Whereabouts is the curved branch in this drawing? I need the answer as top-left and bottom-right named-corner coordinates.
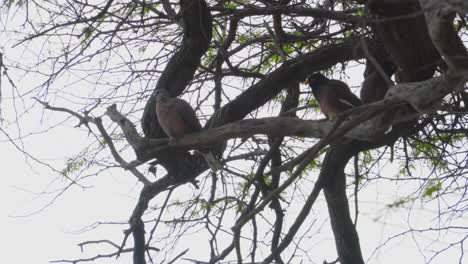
top-left (321, 142), bottom-right (366, 264)
top-left (208, 38), bottom-right (377, 126)
top-left (133, 0), bottom-right (213, 262)
top-left (107, 72), bottom-right (464, 162)
top-left (141, 0), bottom-right (212, 138)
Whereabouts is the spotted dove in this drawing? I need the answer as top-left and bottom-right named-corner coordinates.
top-left (155, 89), bottom-right (220, 171)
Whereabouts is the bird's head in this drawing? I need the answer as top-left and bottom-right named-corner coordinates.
top-left (155, 89), bottom-right (171, 102)
top-left (303, 73), bottom-right (328, 89)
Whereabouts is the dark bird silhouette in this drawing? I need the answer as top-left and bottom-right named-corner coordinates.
top-left (155, 89), bottom-right (220, 171)
top-left (360, 61), bottom-right (396, 104)
top-left (304, 73), bottom-right (361, 120)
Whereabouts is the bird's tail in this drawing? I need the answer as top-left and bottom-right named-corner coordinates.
top-left (201, 151), bottom-right (221, 172)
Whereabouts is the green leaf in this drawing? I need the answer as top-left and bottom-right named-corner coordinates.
top-left (263, 175), bottom-right (272, 186)
top-left (61, 158), bottom-right (85, 176)
top-left (387, 197), bottom-right (414, 208)
top-left (226, 2), bottom-right (237, 10)
top-left (356, 8), bottom-right (365, 17)
top-left (423, 179), bottom-right (442, 198)
top-left (81, 26), bottom-right (95, 43)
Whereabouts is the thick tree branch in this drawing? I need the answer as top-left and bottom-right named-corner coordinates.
top-left (141, 0), bottom-right (212, 138)
top-left (322, 142), bottom-right (366, 264)
top-left (419, 0), bottom-right (468, 70)
top-left (132, 219), bottom-right (146, 264)
top-left (303, 3), bottom-right (467, 261)
top-left (135, 0), bottom-right (213, 262)
top-left (95, 117), bottom-right (151, 186)
top-left (369, 0), bottom-right (441, 82)
top-left (105, 73), bottom-right (463, 167)
top-left (208, 38), bottom-right (377, 127)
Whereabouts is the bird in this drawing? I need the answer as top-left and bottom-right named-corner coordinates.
top-left (155, 89), bottom-right (220, 171)
top-left (360, 71), bottom-right (392, 104)
top-left (303, 73), bottom-right (361, 120)
top-left (360, 61), bottom-right (395, 104)
top-left (360, 62), bottom-right (397, 133)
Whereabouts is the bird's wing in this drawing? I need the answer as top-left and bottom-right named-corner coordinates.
top-left (330, 80), bottom-right (362, 107)
top-left (172, 98), bottom-right (203, 132)
top-left (311, 86), bottom-right (321, 102)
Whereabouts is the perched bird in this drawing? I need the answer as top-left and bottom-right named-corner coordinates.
top-left (360, 61), bottom-right (395, 104)
top-left (155, 89), bottom-right (220, 171)
top-left (304, 73), bottom-right (361, 120)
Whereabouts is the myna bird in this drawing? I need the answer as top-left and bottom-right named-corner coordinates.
top-left (360, 61), bottom-right (396, 104)
top-left (155, 89), bottom-right (220, 171)
top-left (304, 73), bottom-right (361, 120)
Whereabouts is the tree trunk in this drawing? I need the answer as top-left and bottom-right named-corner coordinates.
top-left (321, 141), bottom-right (364, 264)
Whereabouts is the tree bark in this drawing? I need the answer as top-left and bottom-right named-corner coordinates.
top-left (368, 0), bottom-right (441, 82)
top-left (321, 141), bottom-right (365, 264)
top-left (133, 219), bottom-right (146, 264)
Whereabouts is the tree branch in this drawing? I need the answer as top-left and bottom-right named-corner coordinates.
top-left (419, 0), bottom-right (468, 71)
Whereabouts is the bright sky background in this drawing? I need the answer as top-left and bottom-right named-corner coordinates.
top-left (0, 4), bottom-right (465, 264)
